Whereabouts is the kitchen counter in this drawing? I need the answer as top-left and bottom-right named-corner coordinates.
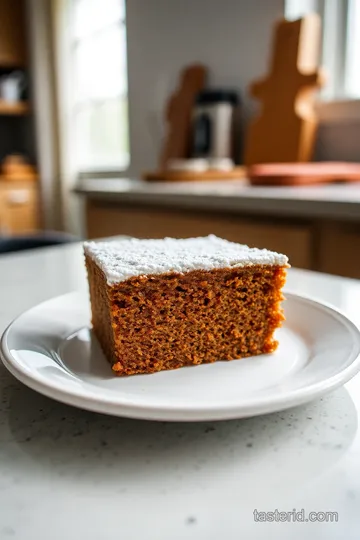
top-left (75, 179), bottom-right (360, 278)
top-left (76, 178), bottom-right (360, 221)
top-left (0, 242), bottom-right (360, 539)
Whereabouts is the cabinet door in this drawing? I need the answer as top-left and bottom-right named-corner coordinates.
top-left (318, 222), bottom-right (360, 279)
top-left (1, 185), bottom-right (38, 234)
top-left (0, 187), bottom-right (7, 233)
top-left (0, 0), bottom-right (27, 67)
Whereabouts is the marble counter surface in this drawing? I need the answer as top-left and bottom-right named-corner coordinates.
top-left (1, 243), bottom-right (360, 539)
top-left (76, 178), bottom-right (360, 221)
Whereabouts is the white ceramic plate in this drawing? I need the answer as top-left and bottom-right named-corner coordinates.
top-left (1, 291), bottom-right (360, 421)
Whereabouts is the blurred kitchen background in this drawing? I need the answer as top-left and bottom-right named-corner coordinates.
top-left (2, 0), bottom-right (360, 278)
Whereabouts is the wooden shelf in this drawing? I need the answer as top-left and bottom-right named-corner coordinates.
top-left (0, 174), bottom-right (38, 183)
top-left (0, 0), bottom-right (27, 68)
top-left (0, 100), bottom-right (29, 115)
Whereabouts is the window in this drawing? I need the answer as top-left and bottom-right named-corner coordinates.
top-left (285, 0), bottom-right (360, 100)
top-left (345, 0), bottom-right (360, 98)
top-left (71, 0), bottom-right (129, 172)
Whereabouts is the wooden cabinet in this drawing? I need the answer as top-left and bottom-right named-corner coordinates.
top-left (317, 222), bottom-right (360, 279)
top-left (0, 0), bottom-right (27, 67)
top-left (0, 1), bottom-right (36, 236)
top-left (0, 182), bottom-right (38, 235)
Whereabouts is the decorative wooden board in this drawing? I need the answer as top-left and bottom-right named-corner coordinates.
top-left (248, 162), bottom-right (360, 186)
top-left (159, 64), bottom-right (207, 169)
top-left (244, 14), bottom-right (324, 165)
top-left (143, 167), bottom-right (246, 182)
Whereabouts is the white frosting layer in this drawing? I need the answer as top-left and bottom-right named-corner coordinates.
top-left (84, 235), bottom-right (288, 284)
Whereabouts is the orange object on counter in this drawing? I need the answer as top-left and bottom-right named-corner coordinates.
top-left (248, 162), bottom-right (360, 186)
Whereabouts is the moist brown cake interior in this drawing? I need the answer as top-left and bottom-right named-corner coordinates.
top-left (86, 254), bottom-right (287, 376)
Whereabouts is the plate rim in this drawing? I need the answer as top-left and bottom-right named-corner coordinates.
top-left (1, 290), bottom-right (360, 421)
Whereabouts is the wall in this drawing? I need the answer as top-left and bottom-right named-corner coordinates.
top-left (315, 121), bottom-right (360, 162)
top-left (125, 0), bottom-right (285, 175)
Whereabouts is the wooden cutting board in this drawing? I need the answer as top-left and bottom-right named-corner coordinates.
top-left (244, 14), bottom-right (324, 165)
top-left (143, 167), bottom-right (246, 182)
top-left (248, 162), bottom-right (360, 186)
top-left (159, 64), bottom-right (207, 169)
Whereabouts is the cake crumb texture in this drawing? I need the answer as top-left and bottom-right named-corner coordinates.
top-left (85, 240), bottom-right (287, 376)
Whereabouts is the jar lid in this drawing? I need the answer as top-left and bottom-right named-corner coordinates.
top-left (195, 89), bottom-right (239, 106)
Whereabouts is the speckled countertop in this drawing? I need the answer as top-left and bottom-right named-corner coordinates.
top-left (75, 178), bottom-right (360, 221)
top-left (1, 243), bottom-right (360, 539)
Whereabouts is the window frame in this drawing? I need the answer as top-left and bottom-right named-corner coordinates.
top-left (286, 0), bottom-right (360, 123)
top-left (56, 0), bottom-right (131, 178)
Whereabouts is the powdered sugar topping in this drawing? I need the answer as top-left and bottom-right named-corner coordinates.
top-left (84, 235), bottom-right (288, 284)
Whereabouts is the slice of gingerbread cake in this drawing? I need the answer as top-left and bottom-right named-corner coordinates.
top-left (84, 235), bottom-right (288, 376)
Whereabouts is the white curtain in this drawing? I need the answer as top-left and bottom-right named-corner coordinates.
top-left (26, 0), bottom-right (83, 236)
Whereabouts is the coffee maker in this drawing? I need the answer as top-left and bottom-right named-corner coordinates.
top-left (192, 90), bottom-right (239, 167)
